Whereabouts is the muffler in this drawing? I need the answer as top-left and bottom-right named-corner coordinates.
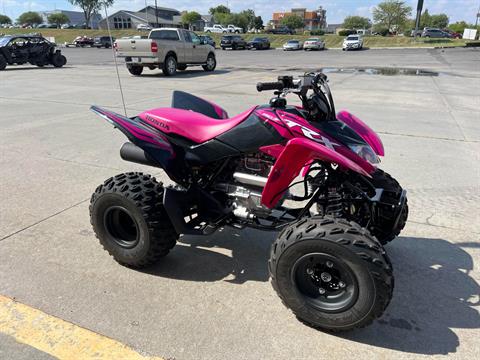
top-left (233, 172), bottom-right (268, 188)
top-left (120, 142), bottom-right (156, 167)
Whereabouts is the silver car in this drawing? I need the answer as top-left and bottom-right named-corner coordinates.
top-left (283, 40), bottom-right (302, 51)
top-left (342, 35), bottom-right (363, 51)
top-left (303, 38), bottom-right (325, 51)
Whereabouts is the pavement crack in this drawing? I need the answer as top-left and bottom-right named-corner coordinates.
top-left (0, 199), bottom-right (89, 242)
top-left (377, 131), bottom-right (478, 143)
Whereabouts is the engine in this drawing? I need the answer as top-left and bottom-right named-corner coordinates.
top-left (214, 154), bottom-right (278, 220)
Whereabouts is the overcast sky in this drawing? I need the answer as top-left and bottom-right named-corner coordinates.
top-left (2, 0), bottom-right (479, 24)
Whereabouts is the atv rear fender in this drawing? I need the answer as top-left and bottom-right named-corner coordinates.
top-left (261, 138), bottom-right (371, 208)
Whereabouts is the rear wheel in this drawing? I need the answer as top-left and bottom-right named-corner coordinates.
top-left (90, 172), bottom-right (178, 268)
top-left (269, 217), bottom-right (393, 332)
top-left (202, 54), bottom-right (216, 72)
top-left (51, 54), bottom-right (67, 67)
top-left (127, 65), bottom-right (143, 76)
top-left (0, 55), bottom-right (6, 70)
top-left (162, 55), bottom-right (177, 76)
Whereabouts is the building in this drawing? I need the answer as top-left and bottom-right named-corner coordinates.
top-left (174, 14), bottom-right (214, 31)
top-left (98, 6), bottom-right (181, 30)
top-left (272, 6), bottom-right (327, 31)
top-left (39, 10), bottom-right (102, 29)
top-left (326, 23), bottom-right (342, 34)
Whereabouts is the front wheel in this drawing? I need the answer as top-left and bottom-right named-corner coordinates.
top-left (51, 54), bottom-right (67, 67)
top-left (89, 172), bottom-right (178, 268)
top-left (202, 54), bottom-right (216, 72)
top-left (269, 217), bottom-right (393, 332)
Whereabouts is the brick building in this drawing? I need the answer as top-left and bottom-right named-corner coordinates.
top-left (272, 6), bottom-right (327, 30)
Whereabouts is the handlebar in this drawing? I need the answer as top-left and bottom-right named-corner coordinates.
top-left (256, 81), bottom-right (285, 92)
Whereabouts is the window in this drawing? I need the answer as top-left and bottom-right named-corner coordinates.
top-left (113, 16), bottom-right (132, 29)
top-left (189, 32), bottom-right (200, 45)
top-left (150, 30), bottom-right (180, 41)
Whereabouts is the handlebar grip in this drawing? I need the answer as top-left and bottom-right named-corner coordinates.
top-left (256, 81), bottom-right (284, 92)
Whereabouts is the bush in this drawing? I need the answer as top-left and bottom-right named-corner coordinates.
top-left (310, 29), bottom-right (325, 36)
top-left (338, 29), bottom-right (356, 36)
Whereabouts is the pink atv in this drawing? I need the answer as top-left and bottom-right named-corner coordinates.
top-left (90, 73), bottom-right (408, 331)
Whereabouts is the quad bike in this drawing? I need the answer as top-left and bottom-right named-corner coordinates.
top-left (89, 72), bottom-right (408, 331)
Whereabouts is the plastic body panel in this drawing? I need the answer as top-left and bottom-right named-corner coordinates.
top-left (171, 91), bottom-right (228, 119)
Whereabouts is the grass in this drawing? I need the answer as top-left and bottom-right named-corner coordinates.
top-left (0, 28), bottom-right (469, 48)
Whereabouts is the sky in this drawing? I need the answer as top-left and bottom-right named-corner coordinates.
top-left (2, 0), bottom-right (479, 24)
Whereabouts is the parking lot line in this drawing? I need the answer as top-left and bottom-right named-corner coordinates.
top-left (0, 295), bottom-right (163, 360)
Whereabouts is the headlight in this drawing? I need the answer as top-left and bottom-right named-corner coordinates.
top-left (349, 144), bottom-right (380, 164)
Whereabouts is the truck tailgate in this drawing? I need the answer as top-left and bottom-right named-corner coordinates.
top-left (115, 38), bottom-right (155, 58)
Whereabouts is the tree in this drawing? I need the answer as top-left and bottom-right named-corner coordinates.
top-left (68, 0), bottom-right (114, 29)
top-left (448, 21), bottom-right (468, 34)
top-left (430, 14), bottom-right (449, 29)
top-left (209, 5), bottom-right (230, 16)
top-left (0, 14), bottom-right (12, 24)
top-left (280, 14), bottom-right (304, 30)
top-left (253, 16), bottom-right (264, 30)
top-left (181, 11), bottom-right (201, 30)
top-left (343, 15), bottom-right (371, 29)
top-left (18, 11), bottom-right (42, 25)
top-left (47, 13), bottom-right (70, 28)
top-left (373, 0), bottom-right (412, 31)
top-left (420, 8), bottom-right (431, 28)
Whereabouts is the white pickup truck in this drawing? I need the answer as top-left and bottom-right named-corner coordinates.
top-left (204, 24), bottom-right (243, 33)
top-left (114, 28), bottom-right (216, 76)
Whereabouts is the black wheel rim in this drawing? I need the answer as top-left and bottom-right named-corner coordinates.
top-left (292, 253), bottom-right (358, 313)
top-left (103, 206), bottom-right (139, 248)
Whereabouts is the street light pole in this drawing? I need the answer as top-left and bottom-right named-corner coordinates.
top-left (475, 4), bottom-right (480, 27)
top-left (414, 0), bottom-right (424, 39)
top-left (155, 0), bottom-right (159, 27)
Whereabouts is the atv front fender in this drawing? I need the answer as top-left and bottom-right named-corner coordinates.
top-left (261, 138), bottom-right (371, 208)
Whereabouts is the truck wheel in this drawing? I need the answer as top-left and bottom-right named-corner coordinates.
top-left (202, 54), bottom-right (216, 72)
top-left (0, 55), bottom-right (6, 70)
top-left (177, 64), bottom-right (187, 71)
top-left (90, 172), bottom-right (178, 268)
top-left (127, 65), bottom-right (143, 76)
top-left (51, 54), bottom-right (67, 68)
top-left (162, 55), bottom-right (177, 76)
top-left (269, 216), bottom-right (393, 332)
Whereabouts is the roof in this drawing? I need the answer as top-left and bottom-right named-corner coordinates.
top-left (138, 5), bottom-right (180, 14)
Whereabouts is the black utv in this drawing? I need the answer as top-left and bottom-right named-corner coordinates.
top-left (0, 34), bottom-right (67, 70)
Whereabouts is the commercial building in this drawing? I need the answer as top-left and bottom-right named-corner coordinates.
top-left (98, 6), bottom-right (181, 30)
top-left (272, 6), bottom-right (327, 30)
top-left (40, 10), bottom-right (102, 29)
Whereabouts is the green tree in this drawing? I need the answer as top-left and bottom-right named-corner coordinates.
top-left (0, 14), bottom-right (12, 24)
top-left (209, 5), bottom-right (230, 15)
top-left (253, 16), bottom-right (264, 30)
top-left (448, 21), bottom-right (468, 34)
top-left (18, 11), bottom-right (43, 25)
top-left (47, 13), bottom-right (70, 28)
top-left (343, 15), bottom-right (371, 29)
top-left (373, 0), bottom-right (412, 31)
top-left (280, 14), bottom-right (304, 30)
top-left (420, 8), bottom-right (431, 28)
top-left (430, 14), bottom-right (449, 29)
top-left (68, 0), bottom-right (114, 29)
top-left (239, 9), bottom-right (255, 30)
top-left (181, 11), bottom-right (201, 30)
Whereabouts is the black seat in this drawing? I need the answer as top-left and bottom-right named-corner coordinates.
top-left (171, 91), bottom-right (228, 120)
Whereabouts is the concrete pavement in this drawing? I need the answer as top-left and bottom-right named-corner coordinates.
top-left (0, 47), bottom-right (479, 359)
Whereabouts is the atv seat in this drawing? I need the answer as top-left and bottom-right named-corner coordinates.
top-left (171, 91), bottom-right (229, 120)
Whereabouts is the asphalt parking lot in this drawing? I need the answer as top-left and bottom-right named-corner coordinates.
top-left (1, 47), bottom-right (479, 359)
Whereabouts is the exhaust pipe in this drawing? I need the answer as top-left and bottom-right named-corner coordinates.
top-left (120, 142), bottom-right (157, 167)
top-left (233, 172), bottom-right (268, 188)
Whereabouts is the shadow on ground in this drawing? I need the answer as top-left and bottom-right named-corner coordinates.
top-left (139, 69), bottom-right (231, 78)
top-left (3, 66), bottom-right (72, 71)
top-left (144, 229), bottom-right (479, 355)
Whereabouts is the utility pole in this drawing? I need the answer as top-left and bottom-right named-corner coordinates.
top-left (145, 0), bottom-right (148, 27)
top-left (155, 0), bottom-right (158, 27)
top-left (414, 0), bottom-right (424, 38)
top-left (475, 4), bottom-right (480, 27)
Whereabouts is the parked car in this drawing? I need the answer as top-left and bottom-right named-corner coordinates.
top-left (283, 40), bottom-right (302, 51)
top-left (137, 24), bottom-right (152, 31)
top-left (114, 28), bottom-right (216, 76)
top-left (266, 26), bottom-right (295, 35)
top-left (247, 37), bottom-right (270, 50)
top-left (342, 35), bottom-right (363, 50)
top-left (74, 36), bottom-right (94, 47)
top-left (204, 24), bottom-right (229, 33)
top-left (61, 24), bottom-right (75, 29)
top-left (227, 24), bottom-right (243, 33)
top-left (421, 28), bottom-right (451, 38)
top-left (220, 35), bottom-right (247, 50)
top-left (93, 36), bottom-right (115, 48)
top-left (442, 29), bottom-right (462, 39)
top-left (199, 35), bottom-right (215, 48)
top-left (303, 37), bottom-right (325, 51)
top-left (0, 34), bottom-right (67, 70)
